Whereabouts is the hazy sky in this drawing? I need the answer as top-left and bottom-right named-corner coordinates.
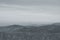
top-left (0, 0), bottom-right (60, 25)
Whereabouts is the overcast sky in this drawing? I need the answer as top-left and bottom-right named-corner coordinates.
top-left (0, 0), bottom-right (60, 25)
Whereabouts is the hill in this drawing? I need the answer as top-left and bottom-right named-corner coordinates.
top-left (0, 23), bottom-right (60, 40)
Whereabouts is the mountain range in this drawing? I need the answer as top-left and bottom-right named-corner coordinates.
top-left (0, 23), bottom-right (60, 40)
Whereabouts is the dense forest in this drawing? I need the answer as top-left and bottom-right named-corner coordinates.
top-left (0, 23), bottom-right (60, 40)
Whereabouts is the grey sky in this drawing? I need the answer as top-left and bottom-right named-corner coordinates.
top-left (0, 0), bottom-right (60, 25)
top-left (0, 0), bottom-right (60, 6)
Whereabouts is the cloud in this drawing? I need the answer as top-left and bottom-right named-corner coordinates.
top-left (0, 0), bottom-right (60, 25)
top-left (0, 4), bottom-right (60, 14)
top-left (0, 0), bottom-right (60, 6)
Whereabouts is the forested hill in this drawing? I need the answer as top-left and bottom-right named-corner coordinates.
top-left (0, 23), bottom-right (60, 40)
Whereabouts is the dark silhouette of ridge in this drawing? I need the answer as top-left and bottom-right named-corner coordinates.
top-left (0, 23), bottom-right (60, 40)
top-left (7, 24), bottom-right (24, 27)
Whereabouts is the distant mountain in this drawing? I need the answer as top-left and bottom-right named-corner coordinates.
top-left (41, 23), bottom-right (60, 33)
top-left (11, 23), bottom-right (60, 33)
top-left (0, 23), bottom-right (60, 40)
top-left (0, 23), bottom-right (60, 33)
top-left (0, 25), bottom-right (24, 32)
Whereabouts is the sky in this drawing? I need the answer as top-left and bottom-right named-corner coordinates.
top-left (0, 0), bottom-right (60, 26)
